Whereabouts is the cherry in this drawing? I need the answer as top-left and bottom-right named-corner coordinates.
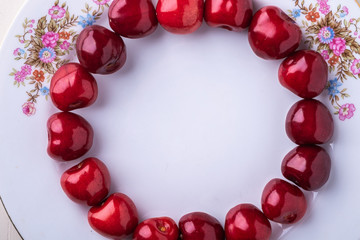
top-left (204, 0), bottom-right (253, 32)
top-left (109, 0), bottom-right (158, 38)
top-left (76, 25), bottom-right (127, 74)
top-left (248, 6), bottom-right (302, 59)
top-left (88, 193), bottom-right (139, 239)
top-left (47, 112), bottom-right (94, 161)
top-left (282, 145), bottom-right (331, 191)
top-left (133, 217), bottom-right (179, 240)
top-left (60, 157), bottom-right (111, 206)
top-left (179, 212), bottom-right (225, 240)
top-left (279, 50), bottom-right (328, 98)
top-left (286, 99), bottom-right (334, 145)
top-left (156, 0), bottom-right (203, 34)
top-left (225, 204), bottom-right (271, 240)
top-left (261, 178), bottom-right (307, 224)
top-left (50, 63), bottom-right (98, 111)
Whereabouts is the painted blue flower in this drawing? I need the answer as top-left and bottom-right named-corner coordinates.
top-left (327, 78), bottom-right (342, 97)
top-left (78, 14), bottom-right (96, 28)
top-left (40, 86), bottom-right (50, 96)
top-left (292, 9), bottom-right (301, 18)
top-left (318, 26), bottom-right (335, 44)
top-left (38, 47), bottom-right (56, 63)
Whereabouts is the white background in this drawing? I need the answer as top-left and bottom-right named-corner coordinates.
top-left (0, 0), bottom-right (25, 239)
top-left (0, 0), bottom-right (360, 240)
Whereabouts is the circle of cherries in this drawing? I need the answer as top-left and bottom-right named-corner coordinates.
top-left (47, 0), bottom-right (334, 239)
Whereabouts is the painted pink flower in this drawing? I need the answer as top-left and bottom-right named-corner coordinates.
top-left (60, 41), bottom-right (70, 50)
top-left (350, 59), bottom-right (360, 75)
top-left (339, 103), bottom-right (356, 121)
top-left (319, 2), bottom-right (330, 15)
top-left (14, 71), bottom-right (26, 83)
top-left (321, 50), bottom-right (330, 60)
top-left (48, 5), bottom-right (66, 19)
top-left (22, 102), bottom-right (36, 116)
top-left (21, 65), bottom-right (32, 75)
top-left (340, 6), bottom-right (349, 18)
top-left (13, 48), bottom-right (20, 56)
top-left (329, 38), bottom-right (346, 56)
top-left (41, 32), bottom-right (59, 48)
top-left (92, 0), bottom-right (111, 5)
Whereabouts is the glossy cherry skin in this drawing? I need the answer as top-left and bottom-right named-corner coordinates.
top-left (61, 157), bottom-right (111, 206)
top-left (76, 25), bottom-right (126, 74)
top-left (156, 0), bottom-right (203, 34)
top-left (225, 204), bottom-right (271, 240)
top-left (133, 217), bottom-right (179, 240)
top-left (279, 50), bottom-right (328, 98)
top-left (282, 145), bottom-right (331, 191)
top-left (179, 212), bottom-right (225, 240)
top-left (286, 99), bottom-right (334, 145)
top-left (248, 6), bottom-right (302, 59)
top-left (109, 0), bottom-right (158, 38)
top-left (47, 112), bottom-right (94, 161)
top-left (88, 193), bottom-right (139, 240)
top-left (261, 178), bottom-right (307, 224)
top-left (50, 63), bottom-right (98, 111)
top-left (204, 0), bottom-right (253, 32)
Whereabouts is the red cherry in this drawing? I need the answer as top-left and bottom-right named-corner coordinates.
top-left (248, 6), bottom-right (302, 59)
top-left (285, 99), bottom-right (334, 145)
top-left (50, 63), bottom-right (98, 111)
top-left (225, 204), bottom-right (271, 240)
top-left (282, 145), bottom-right (331, 191)
top-left (60, 157), bottom-right (111, 206)
top-left (179, 212), bottom-right (225, 240)
top-left (204, 0), bottom-right (253, 32)
top-left (133, 217), bottom-right (179, 240)
top-left (76, 25), bottom-right (127, 74)
top-left (108, 0), bottom-right (158, 38)
top-left (47, 112), bottom-right (94, 161)
top-left (279, 50), bottom-right (328, 98)
top-left (156, 0), bottom-right (203, 34)
top-left (88, 193), bottom-right (139, 239)
top-left (261, 178), bottom-right (307, 224)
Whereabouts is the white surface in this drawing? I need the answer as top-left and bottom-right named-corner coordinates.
top-left (0, 0), bottom-right (360, 240)
top-left (0, 0), bottom-right (27, 239)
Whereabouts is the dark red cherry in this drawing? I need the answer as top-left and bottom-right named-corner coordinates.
top-left (279, 50), bottom-right (328, 98)
top-left (133, 217), bottom-right (179, 240)
top-left (109, 0), bottom-right (158, 38)
top-left (61, 157), bottom-right (111, 206)
top-left (285, 99), bottom-right (334, 145)
top-left (156, 0), bottom-right (203, 34)
top-left (225, 204), bottom-right (271, 240)
top-left (261, 178), bottom-right (307, 224)
top-left (76, 25), bottom-right (126, 74)
top-left (50, 63), bottom-right (98, 111)
top-left (282, 145), bottom-right (331, 191)
top-left (47, 112), bottom-right (94, 161)
top-left (179, 212), bottom-right (225, 240)
top-left (204, 0), bottom-right (253, 32)
top-left (88, 193), bottom-right (139, 239)
top-left (248, 6), bottom-right (302, 59)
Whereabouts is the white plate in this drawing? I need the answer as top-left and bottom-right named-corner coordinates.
top-left (1, 0), bottom-right (360, 239)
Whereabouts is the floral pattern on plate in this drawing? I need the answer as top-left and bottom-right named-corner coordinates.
top-left (288, 0), bottom-right (359, 120)
top-left (9, 0), bottom-right (359, 121)
top-left (9, 0), bottom-right (110, 116)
